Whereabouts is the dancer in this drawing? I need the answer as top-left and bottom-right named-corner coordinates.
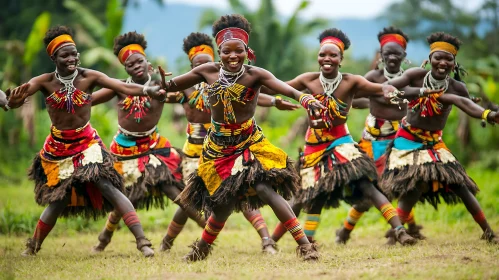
top-left (7, 26), bottom-right (164, 257)
top-left (382, 32), bottom-right (499, 243)
top-left (159, 14), bottom-right (326, 261)
top-left (264, 28), bottom-right (416, 246)
top-left (335, 27), bottom-right (425, 245)
top-left (159, 32), bottom-right (298, 254)
top-left (89, 31), bottom-right (206, 253)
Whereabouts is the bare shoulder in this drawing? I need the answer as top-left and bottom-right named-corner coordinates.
top-left (449, 79), bottom-right (469, 97)
top-left (78, 67), bottom-right (102, 78)
top-left (403, 67), bottom-right (427, 77)
top-left (364, 69), bottom-right (382, 82)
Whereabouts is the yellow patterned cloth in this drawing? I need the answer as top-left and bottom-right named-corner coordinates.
top-left (179, 118), bottom-right (299, 212)
top-left (181, 122), bottom-right (210, 183)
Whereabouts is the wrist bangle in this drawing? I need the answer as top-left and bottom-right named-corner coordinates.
top-left (271, 97), bottom-right (276, 107)
top-left (4, 103), bottom-right (10, 111)
top-left (419, 87), bottom-right (425, 97)
top-left (482, 109), bottom-right (491, 121)
top-left (143, 86), bottom-right (149, 96)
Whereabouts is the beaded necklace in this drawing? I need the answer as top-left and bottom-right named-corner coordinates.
top-left (46, 69), bottom-right (91, 113)
top-left (383, 67), bottom-right (404, 80)
top-left (408, 71), bottom-right (447, 117)
top-left (206, 66), bottom-right (255, 123)
top-left (120, 74), bottom-right (151, 123)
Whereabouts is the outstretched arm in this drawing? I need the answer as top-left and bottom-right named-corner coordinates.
top-left (257, 93), bottom-right (299, 110)
top-left (92, 70), bottom-right (163, 98)
top-left (352, 97), bottom-right (370, 109)
top-left (4, 78), bottom-right (42, 109)
top-left (438, 93), bottom-right (499, 123)
top-left (258, 68), bottom-right (325, 116)
top-left (92, 88), bottom-right (117, 106)
top-left (160, 64), bottom-right (208, 93)
top-left (260, 74), bottom-right (308, 95)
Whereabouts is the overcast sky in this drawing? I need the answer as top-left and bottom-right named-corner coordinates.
top-left (165, 0), bottom-right (485, 19)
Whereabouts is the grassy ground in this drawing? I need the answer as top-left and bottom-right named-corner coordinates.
top-left (0, 168), bottom-right (498, 279)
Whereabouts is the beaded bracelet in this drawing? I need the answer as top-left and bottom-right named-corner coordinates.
top-left (481, 109), bottom-right (492, 128)
top-left (299, 93), bottom-right (315, 110)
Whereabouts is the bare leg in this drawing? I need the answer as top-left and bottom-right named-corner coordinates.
top-left (162, 184), bottom-right (206, 228)
top-left (335, 202), bottom-right (371, 244)
top-left (254, 182), bottom-right (309, 245)
top-left (254, 182), bottom-right (319, 260)
top-left (357, 179), bottom-right (417, 246)
top-left (271, 200), bottom-right (303, 242)
top-left (160, 207), bottom-right (189, 251)
top-left (183, 199), bottom-right (236, 261)
top-left (451, 184), bottom-right (498, 243)
top-left (22, 196), bottom-right (70, 256)
top-left (92, 210), bottom-right (120, 252)
top-left (95, 178), bottom-right (154, 257)
top-left (242, 208), bottom-right (277, 254)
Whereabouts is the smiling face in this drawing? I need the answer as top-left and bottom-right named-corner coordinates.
top-left (124, 53), bottom-right (148, 80)
top-left (381, 42), bottom-right (406, 73)
top-left (191, 53), bottom-right (214, 69)
top-left (318, 44), bottom-right (342, 77)
top-left (429, 51), bottom-right (455, 80)
top-left (218, 40), bottom-right (247, 72)
top-left (52, 45), bottom-right (79, 75)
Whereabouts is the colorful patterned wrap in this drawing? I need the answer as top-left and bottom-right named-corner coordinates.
top-left (179, 118), bottom-right (300, 212)
top-left (296, 123), bottom-right (378, 211)
top-left (358, 113), bottom-right (400, 175)
top-left (110, 128), bottom-right (183, 209)
top-left (181, 122), bottom-right (211, 184)
top-left (28, 123), bottom-right (123, 218)
top-left (380, 118), bottom-right (478, 208)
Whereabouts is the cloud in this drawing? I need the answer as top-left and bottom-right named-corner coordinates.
top-left (164, 0), bottom-right (485, 19)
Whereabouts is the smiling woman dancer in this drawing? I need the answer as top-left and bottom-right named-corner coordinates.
top-left (335, 27), bottom-right (425, 245)
top-left (382, 32), bottom-right (499, 244)
top-left (158, 31), bottom-right (298, 254)
top-left (89, 31), bottom-right (206, 253)
top-left (266, 28), bottom-right (417, 246)
top-left (6, 26), bottom-right (164, 257)
top-left (159, 14), bottom-right (325, 261)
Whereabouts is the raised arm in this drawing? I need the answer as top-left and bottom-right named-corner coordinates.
top-left (438, 93), bottom-right (499, 123)
top-left (91, 88), bottom-right (117, 106)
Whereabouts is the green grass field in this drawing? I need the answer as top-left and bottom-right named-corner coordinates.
top-left (1, 168), bottom-right (498, 279)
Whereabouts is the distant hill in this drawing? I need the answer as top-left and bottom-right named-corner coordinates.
top-left (122, 2), bottom-right (428, 70)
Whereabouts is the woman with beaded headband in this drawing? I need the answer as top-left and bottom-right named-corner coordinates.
top-left (334, 27), bottom-right (425, 245)
top-left (265, 28), bottom-right (418, 246)
top-left (381, 32), bottom-right (499, 243)
top-left (159, 14), bottom-right (325, 261)
top-left (158, 31), bottom-right (299, 254)
top-left (88, 31), bottom-right (206, 253)
top-left (5, 26), bottom-right (166, 257)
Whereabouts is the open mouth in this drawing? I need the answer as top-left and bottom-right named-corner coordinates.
top-left (322, 64), bottom-right (333, 70)
top-left (437, 67), bottom-right (447, 74)
top-left (67, 64), bottom-right (76, 71)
